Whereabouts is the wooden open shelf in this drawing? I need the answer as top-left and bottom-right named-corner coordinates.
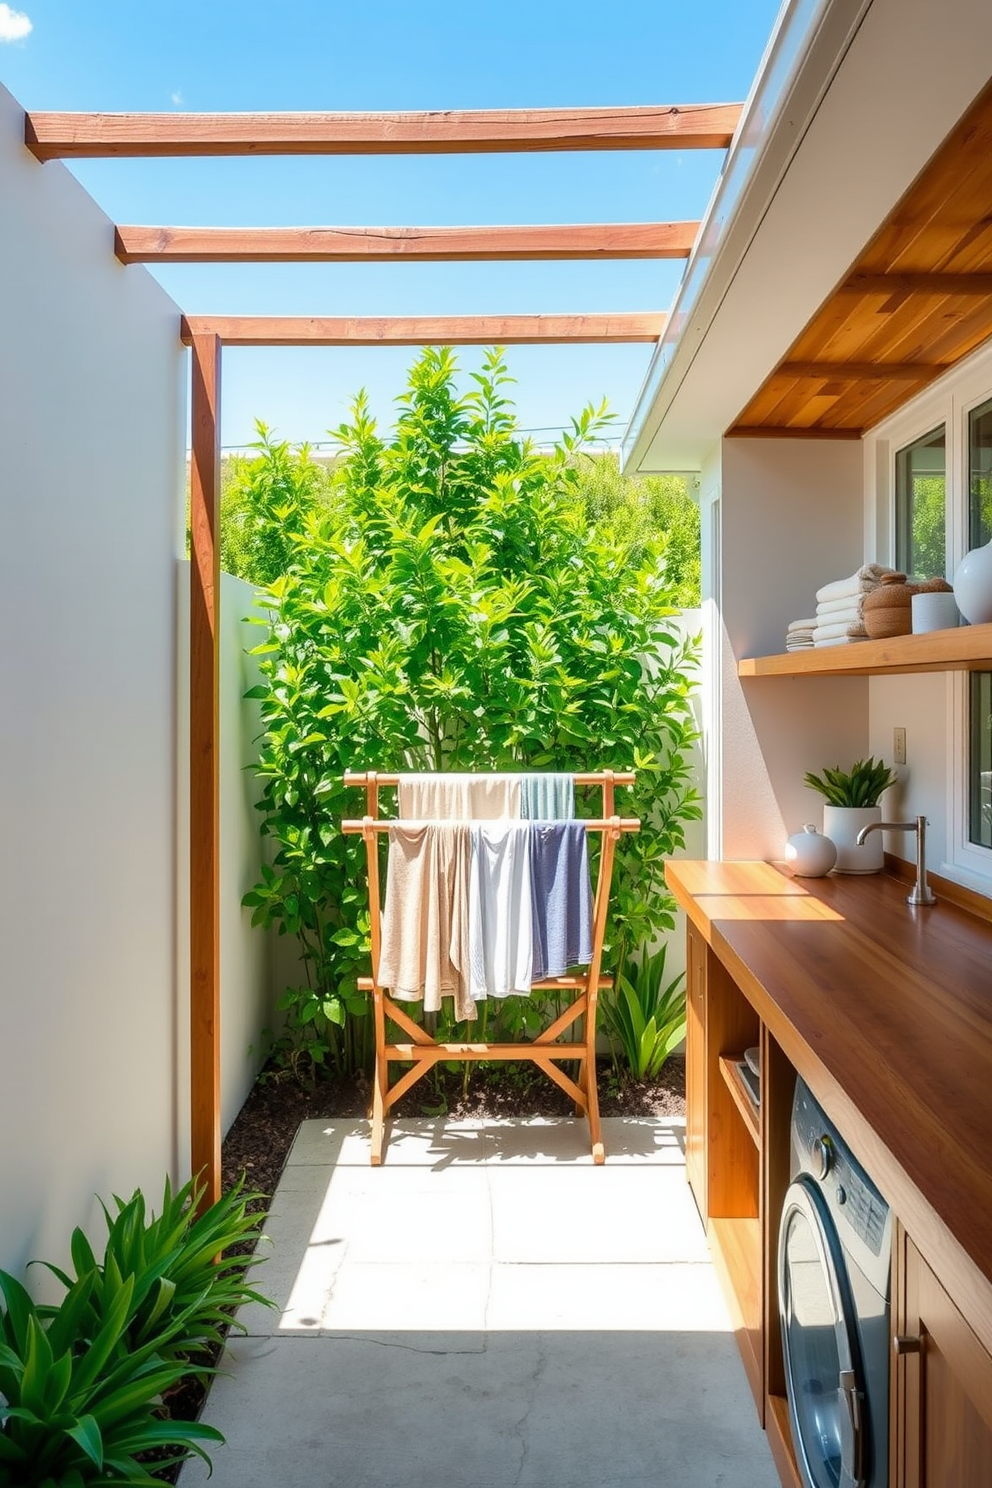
top-left (738, 622), bottom-right (992, 678)
top-left (719, 1054), bottom-right (760, 1148)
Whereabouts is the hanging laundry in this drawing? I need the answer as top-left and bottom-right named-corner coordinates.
top-left (529, 822), bottom-right (594, 980)
top-left (397, 772), bottom-right (521, 820)
top-left (377, 823), bottom-right (475, 1021)
top-left (468, 823), bottom-right (533, 1000)
top-left (520, 772), bottom-right (575, 821)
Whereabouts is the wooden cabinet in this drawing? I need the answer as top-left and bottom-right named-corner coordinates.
top-left (895, 1230), bottom-right (992, 1488)
top-left (673, 861), bottom-right (992, 1488)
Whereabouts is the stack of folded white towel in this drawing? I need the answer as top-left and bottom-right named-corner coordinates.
top-left (785, 564), bottom-right (900, 650)
top-left (786, 619), bottom-right (816, 651)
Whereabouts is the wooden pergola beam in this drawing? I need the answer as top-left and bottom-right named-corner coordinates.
top-left (179, 312), bottom-right (666, 347)
top-left (25, 104), bottom-right (743, 159)
top-left (117, 222), bottom-right (697, 264)
top-left (188, 332), bottom-right (222, 1211)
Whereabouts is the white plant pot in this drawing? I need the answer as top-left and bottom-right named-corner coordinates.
top-left (823, 804), bottom-right (884, 874)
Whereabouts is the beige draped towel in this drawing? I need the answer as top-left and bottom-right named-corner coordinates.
top-left (397, 772), bottom-right (521, 820)
top-left (377, 822), bottom-right (476, 1021)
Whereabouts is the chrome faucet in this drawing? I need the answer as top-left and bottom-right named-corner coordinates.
top-left (856, 815), bottom-right (936, 906)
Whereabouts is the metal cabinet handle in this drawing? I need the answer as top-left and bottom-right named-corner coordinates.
top-left (893, 1334), bottom-right (922, 1355)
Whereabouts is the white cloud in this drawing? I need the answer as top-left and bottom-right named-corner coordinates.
top-left (171, 90), bottom-right (183, 106)
top-left (0, 4), bottom-right (32, 42)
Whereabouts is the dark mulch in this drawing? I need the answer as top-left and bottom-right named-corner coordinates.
top-left (156, 1056), bottom-right (685, 1480)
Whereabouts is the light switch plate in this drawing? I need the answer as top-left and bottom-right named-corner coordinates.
top-left (894, 727), bottom-right (907, 765)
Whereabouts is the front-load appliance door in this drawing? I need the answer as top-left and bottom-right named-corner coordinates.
top-left (779, 1176), bottom-right (869, 1488)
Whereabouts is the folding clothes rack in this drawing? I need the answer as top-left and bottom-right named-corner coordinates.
top-left (342, 770), bottom-right (639, 1165)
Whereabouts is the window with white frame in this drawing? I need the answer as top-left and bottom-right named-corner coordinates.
top-left (968, 397), bottom-right (992, 853)
top-left (874, 348), bottom-right (992, 890)
top-left (895, 424), bottom-right (945, 579)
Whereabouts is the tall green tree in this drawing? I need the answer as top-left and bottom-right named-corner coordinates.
top-left (219, 424), bottom-right (332, 585)
top-left (571, 452), bottom-right (701, 607)
top-left (242, 348), bottom-right (700, 1080)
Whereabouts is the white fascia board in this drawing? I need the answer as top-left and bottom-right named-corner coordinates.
top-left (624, 0), bottom-right (992, 474)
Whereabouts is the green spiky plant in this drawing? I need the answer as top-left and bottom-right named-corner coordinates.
top-left (0, 1175), bottom-right (271, 1485)
top-left (803, 756), bottom-right (897, 808)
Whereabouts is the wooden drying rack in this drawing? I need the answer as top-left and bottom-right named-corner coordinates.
top-left (342, 770), bottom-right (639, 1164)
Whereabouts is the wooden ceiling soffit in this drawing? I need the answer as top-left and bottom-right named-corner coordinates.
top-left (116, 222), bottom-right (698, 264)
top-left (25, 104), bottom-right (743, 159)
top-left (180, 313), bottom-right (666, 347)
top-left (729, 78), bottom-right (992, 439)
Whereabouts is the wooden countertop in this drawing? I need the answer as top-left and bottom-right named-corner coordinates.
top-left (666, 859), bottom-right (992, 1337)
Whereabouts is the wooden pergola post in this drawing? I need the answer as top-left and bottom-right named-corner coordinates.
top-left (189, 332), bottom-right (222, 1208)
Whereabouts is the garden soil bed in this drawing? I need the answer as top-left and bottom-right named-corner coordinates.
top-left (157, 1057), bottom-right (684, 1480)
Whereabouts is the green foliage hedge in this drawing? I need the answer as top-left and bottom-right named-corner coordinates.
top-left (241, 348), bottom-right (701, 1079)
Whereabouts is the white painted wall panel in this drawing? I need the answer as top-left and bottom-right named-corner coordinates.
top-left (0, 82), bottom-right (185, 1287)
top-left (712, 438), bottom-right (872, 858)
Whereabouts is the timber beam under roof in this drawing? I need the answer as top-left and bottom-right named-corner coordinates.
top-left (115, 221), bottom-right (698, 264)
top-left (25, 104), bottom-right (743, 159)
top-left (179, 313), bottom-right (667, 347)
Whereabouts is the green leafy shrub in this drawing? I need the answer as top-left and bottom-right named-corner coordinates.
top-left (243, 346), bottom-right (701, 1079)
top-left (803, 756), bottom-right (897, 808)
top-left (0, 1177), bottom-right (270, 1484)
top-left (603, 944), bottom-right (687, 1080)
top-left (219, 423), bottom-right (333, 585)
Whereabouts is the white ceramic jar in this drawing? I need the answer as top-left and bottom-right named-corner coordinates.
top-left (911, 591), bottom-right (960, 632)
top-left (952, 539), bottom-right (992, 625)
top-left (784, 824), bottom-right (837, 877)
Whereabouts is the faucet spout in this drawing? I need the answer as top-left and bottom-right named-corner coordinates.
top-left (855, 815), bottom-right (935, 906)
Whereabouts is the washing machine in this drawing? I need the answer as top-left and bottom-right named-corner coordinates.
top-left (778, 1080), bottom-right (892, 1488)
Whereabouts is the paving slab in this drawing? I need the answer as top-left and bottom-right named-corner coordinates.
top-left (181, 1117), bottom-right (778, 1488)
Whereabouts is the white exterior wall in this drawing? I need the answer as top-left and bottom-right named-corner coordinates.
top-left (0, 83), bottom-right (186, 1284)
top-left (704, 438), bottom-right (872, 859)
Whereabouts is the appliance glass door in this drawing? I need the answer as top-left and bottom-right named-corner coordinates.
top-left (779, 1177), bottom-right (867, 1488)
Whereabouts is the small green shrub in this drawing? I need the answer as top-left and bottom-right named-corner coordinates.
top-left (604, 944), bottom-right (687, 1081)
top-left (803, 756), bottom-right (897, 808)
top-left (0, 1176), bottom-right (271, 1485)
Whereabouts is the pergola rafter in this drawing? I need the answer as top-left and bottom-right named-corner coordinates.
top-left (117, 222), bottom-right (697, 264)
top-left (25, 103), bottom-right (743, 158)
top-left (180, 313), bottom-right (666, 347)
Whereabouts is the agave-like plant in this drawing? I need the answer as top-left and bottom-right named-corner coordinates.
top-left (604, 943), bottom-right (687, 1082)
top-left (803, 755), bottom-right (897, 808)
top-left (0, 1174), bottom-right (272, 1485)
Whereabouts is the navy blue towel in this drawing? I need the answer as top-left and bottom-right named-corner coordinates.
top-left (528, 822), bottom-right (594, 980)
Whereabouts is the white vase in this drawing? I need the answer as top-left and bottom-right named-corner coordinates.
top-left (784, 824), bottom-right (837, 877)
top-left (823, 804), bottom-right (884, 873)
top-left (952, 539), bottom-right (992, 625)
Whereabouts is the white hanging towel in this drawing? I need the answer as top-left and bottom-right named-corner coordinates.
top-left (398, 772), bottom-right (521, 820)
top-left (468, 823), bottom-right (534, 1000)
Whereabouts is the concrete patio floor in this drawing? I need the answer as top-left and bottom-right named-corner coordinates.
top-left (180, 1116), bottom-right (779, 1488)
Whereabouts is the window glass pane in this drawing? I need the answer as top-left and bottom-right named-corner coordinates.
top-left (895, 426), bottom-right (946, 578)
top-left (970, 672), bottom-right (992, 851)
top-left (969, 396), bottom-right (992, 549)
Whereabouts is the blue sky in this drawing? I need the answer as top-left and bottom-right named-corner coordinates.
top-left (1, 0), bottom-right (783, 450)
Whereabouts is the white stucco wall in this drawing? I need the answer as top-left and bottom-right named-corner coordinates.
top-left (704, 437), bottom-right (873, 859)
top-left (0, 83), bottom-right (187, 1284)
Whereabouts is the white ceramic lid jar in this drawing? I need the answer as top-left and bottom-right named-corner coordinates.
top-left (784, 824), bottom-right (837, 877)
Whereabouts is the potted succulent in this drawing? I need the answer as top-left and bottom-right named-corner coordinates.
top-left (803, 756), bottom-right (897, 873)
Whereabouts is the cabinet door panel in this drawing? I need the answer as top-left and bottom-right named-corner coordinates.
top-left (900, 1236), bottom-right (992, 1488)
